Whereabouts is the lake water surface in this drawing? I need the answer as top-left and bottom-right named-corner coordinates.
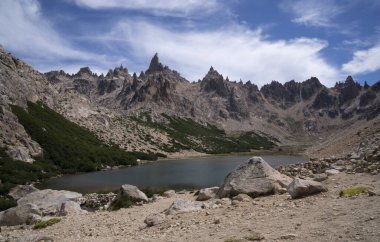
top-left (39, 155), bottom-right (307, 193)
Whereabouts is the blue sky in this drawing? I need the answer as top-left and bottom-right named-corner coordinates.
top-left (0, 0), bottom-right (379, 87)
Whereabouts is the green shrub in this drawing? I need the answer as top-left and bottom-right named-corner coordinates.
top-left (141, 187), bottom-right (167, 198)
top-left (33, 218), bottom-right (61, 229)
top-left (0, 148), bottom-right (58, 196)
top-left (0, 196), bottom-right (17, 211)
top-left (108, 196), bottom-right (138, 211)
top-left (340, 186), bottom-right (371, 197)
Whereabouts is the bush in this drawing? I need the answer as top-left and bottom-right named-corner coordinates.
top-left (0, 196), bottom-right (17, 211)
top-left (340, 186), bottom-right (370, 197)
top-left (33, 218), bottom-right (61, 229)
top-left (108, 196), bottom-right (139, 211)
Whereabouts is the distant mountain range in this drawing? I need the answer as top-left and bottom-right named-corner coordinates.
top-left (1, 45), bottom-right (379, 164)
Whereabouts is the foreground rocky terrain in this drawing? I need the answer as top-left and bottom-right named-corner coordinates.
top-left (1, 171), bottom-right (379, 242)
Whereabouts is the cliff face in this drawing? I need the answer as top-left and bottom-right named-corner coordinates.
top-left (1, 48), bottom-right (380, 161)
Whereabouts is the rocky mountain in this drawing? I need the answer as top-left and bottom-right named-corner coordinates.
top-left (1, 45), bottom-right (380, 163)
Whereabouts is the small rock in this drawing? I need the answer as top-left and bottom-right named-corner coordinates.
top-left (152, 194), bottom-right (163, 201)
top-left (231, 200), bottom-right (240, 206)
top-left (163, 190), bottom-right (176, 198)
top-left (280, 233), bottom-right (297, 240)
top-left (165, 199), bottom-right (203, 215)
top-left (15, 235), bottom-right (54, 242)
top-left (144, 213), bottom-right (165, 227)
top-left (232, 194), bottom-right (251, 202)
top-left (312, 173), bottom-right (328, 182)
top-left (368, 190), bottom-right (377, 196)
top-left (325, 169), bottom-right (340, 176)
top-left (196, 187), bottom-right (219, 201)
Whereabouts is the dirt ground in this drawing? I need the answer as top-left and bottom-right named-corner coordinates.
top-left (1, 172), bottom-right (379, 242)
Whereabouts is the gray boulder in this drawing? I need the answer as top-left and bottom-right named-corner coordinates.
top-left (59, 201), bottom-right (87, 216)
top-left (8, 185), bottom-right (39, 200)
top-left (217, 156), bottom-right (292, 198)
top-left (196, 187), bottom-right (219, 201)
top-left (287, 177), bottom-right (328, 199)
top-left (0, 203), bottom-right (42, 226)
top-left (144, 213), bottom-right (166, 227)
top-left (119, 184), bottom-right (148, 202)
top-left (165, 199), bottom-right (203, 215)
top-left (17, 189), bottom-right (82, 216)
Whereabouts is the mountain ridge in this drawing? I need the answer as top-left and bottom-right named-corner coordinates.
top-left (1, 47), bottom-right (380, 164)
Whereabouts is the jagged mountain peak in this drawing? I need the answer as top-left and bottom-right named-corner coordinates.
top-left (75, 67), bottom-right (94, 76)
top-left (146, 53), bottom-right (164, 75)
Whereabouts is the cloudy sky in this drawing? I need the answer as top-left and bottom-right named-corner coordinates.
top-left (0, 0), bottom-right (379, 87)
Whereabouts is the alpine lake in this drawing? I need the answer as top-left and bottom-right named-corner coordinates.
top-left (38, 155), bottom-right (307, 193)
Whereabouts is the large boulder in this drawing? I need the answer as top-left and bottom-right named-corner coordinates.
top-left (119, 184), bottom-right (148, 202)
top-left (165, 199), bottom-right (203, 215)
top-left (0, 203), bottom-right (42, 226)
top-left (8, 185), bottom-right (39, 200)
top-left (217, 156), bottom-right (292, 198)
top-left (196, 187), bottom-right (219, 201)
top-left (17, 189), bottom-right (82, 216)
top-left (287, 177), bottom-right (328, 199)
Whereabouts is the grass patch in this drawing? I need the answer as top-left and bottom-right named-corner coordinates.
top-left (33, 218), bottom-right (61, 229)
top-left (340, 186), bottom-right (371, 197)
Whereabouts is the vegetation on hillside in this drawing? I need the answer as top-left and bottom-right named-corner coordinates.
top-left (11, 102), bottom-right (142, 173)
top-left (0, 101), bottom-right (163, 210)
top-left (132, 113), bottom-right (278, 154)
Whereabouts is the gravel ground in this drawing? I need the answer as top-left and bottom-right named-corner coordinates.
top-left (1, 173), bottom-right (379, 242)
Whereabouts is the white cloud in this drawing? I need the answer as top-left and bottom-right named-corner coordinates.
top-left (106, 20), bottom-right (340, 86)
top-left (280, 0), bottom-right (344, 27)
top-left (0, 0), bottom-right (109, 71)
top-left (342, 43), bottom-right (380, 74)
top-left (72, 0), bottom-right (220, 16)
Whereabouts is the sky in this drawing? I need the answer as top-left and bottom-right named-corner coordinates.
top-left (0, 0), bottom-right (379, 87)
